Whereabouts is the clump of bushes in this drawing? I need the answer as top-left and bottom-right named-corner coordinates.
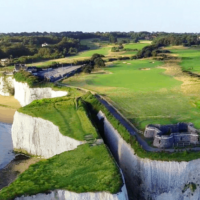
top-left (81, 54), bottom-right (105, 74)
top-left (14, 70), bottom-right (39, 87)
top-left (117, 56), bottom-right (131, 60)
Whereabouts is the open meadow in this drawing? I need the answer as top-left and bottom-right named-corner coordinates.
top-left (63, 55), bottom-right (200, 130)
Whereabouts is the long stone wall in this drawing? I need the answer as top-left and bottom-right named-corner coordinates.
top-left (12, 111), bottom-right (84, 158)
top-left (97, 111), bottom-right (200, 200)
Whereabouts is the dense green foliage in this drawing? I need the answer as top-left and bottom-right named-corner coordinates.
top-left (153, 34), bottom-right (200, 47)
top-left (82, 54), bottom-right (105, 73)
top-left (82, 93), bottom-right (200, 161)
top-left (18, 97), bottom-right (98, 141)
top-left (0, 36), bottom-right (89, 65)
top-left (0, 144), bottom-right (122, 200)
top-left (14, 70), bottom-right (39, 87)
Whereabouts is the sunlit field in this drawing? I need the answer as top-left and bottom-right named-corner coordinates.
top-left (63, 57), bottom-right (200, 130)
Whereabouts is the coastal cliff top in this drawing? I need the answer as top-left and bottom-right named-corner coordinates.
top-left (18, 97), bottom-right (98, 141)
top-left (0, 144), bottom-right (122, 200)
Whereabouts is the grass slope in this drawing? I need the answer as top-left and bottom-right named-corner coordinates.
top-left (0, 144), bottom-right (122, 200)
top-left (18, 97), bottom-right (98, 141)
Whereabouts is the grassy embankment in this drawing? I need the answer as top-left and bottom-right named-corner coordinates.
top-left (0, 96), bottom-right (122, 200)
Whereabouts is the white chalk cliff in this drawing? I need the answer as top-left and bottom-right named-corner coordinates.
top-left (97, 111), bottom-right (200, 200)
top-left (0, 77), bottom-right (68, 106)
top-left (0, 76), bottom-right (14, 96)
top-left (12, 111), bottom-right (84, 158)
top-left (14, 182), bottom-right (128, 200)
top-left (14, 80), bottom-right (68, 107)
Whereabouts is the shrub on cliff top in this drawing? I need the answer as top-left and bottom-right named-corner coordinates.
top-left (14, 70), bottom-right (39, 87)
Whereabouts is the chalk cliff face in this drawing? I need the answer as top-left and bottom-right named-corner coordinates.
top-left (0, 76), bottom-right (14, 96)
top-left (12, 111), bottom-right (84, 158)
top-left (0, 122), bottom-right (15, 169)
top-left (97, 111), bottom-right (200, 200)
top-left (14, 185), bottom-right (128, 200)
top-left (14, 81), bottom-right (68, 107)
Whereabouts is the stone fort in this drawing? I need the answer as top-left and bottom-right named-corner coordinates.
top-left (144, 123), bottom-right (200, 148)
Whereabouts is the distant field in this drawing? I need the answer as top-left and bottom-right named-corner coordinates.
top-left (62, 59), bottom-right (200, 130)
top-left (123, 43), bottom-right (149, 50)
top-left (168, 46), bottom-right (200, 73)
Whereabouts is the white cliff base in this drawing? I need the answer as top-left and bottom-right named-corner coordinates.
top-left (0, 76), bottom-right (14, 96)
top-left (0, 122), bottom-right (15, 169)
top-left (14, 187), bottom-right (128, 200)
top-left (12, 111), bottom-right (84, 158)
top-left (14, 80), bottom-right (68, 107)
top-left (97, 111), bottom-right (200, 200)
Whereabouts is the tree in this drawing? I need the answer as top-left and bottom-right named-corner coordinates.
top-left (109, 34), bottom-right (117, 43)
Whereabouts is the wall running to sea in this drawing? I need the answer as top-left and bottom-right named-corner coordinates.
top-left (97, 111), bottom-right (200, 200)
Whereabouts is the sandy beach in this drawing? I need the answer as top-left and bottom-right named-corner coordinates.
top-left (0, 95), bottom-right (21, 123)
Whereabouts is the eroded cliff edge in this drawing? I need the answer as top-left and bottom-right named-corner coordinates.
top-left (0, 76), bottom-right (68, 106)
top-left (14, 80), bottom-right (68, 107)
top-left (12, 111), bottom-right (84, 158)
top-left (14, 188), bottom-right (128, 200)
top-left (97, 111), bottom-right (200, 200)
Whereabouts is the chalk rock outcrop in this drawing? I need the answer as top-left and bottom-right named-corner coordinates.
top-left (0, 76), bottom-right (14, 96)
top-left (0, 122), bottom-right (15, 169)
top-left (14, 81), bottom-right (68, 107)
top-left (97, 111), bottom-right (200, 200)
top-left (14, 183), bottom-right (128, 200)
top-left (12, 111), bottom-right (84, 158)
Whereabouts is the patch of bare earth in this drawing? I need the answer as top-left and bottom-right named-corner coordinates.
top-left (0, 155), bottom-right (41, 190)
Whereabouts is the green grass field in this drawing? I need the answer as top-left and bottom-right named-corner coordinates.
top-left (123, 43), bottom-right (149, 50)
top-left (167, 46), bottom-right (200, 73)
top-left (0, 144), bottom-right (122, 200)
top-left (63, 58), bottom-right (200, 130)
top-left (18, 97), bottom-right (98, 141)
